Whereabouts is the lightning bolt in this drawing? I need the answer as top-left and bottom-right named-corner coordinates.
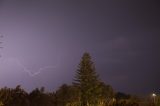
top-left (2, 57), bottom-right (60, 77)
top-left (0, 34), bottom-right (61, 77)
top-left (0, 35), bottom-right (3, 48)
top-left (0, 34), bottom-right (4, 57)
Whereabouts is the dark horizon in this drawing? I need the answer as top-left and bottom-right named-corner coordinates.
top-left (0, 0), bottom-right (159, 95)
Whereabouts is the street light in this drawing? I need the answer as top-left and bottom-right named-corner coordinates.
top-left (152, 93), bottom-right (157, 105)
top-left (152, 93), bottom-right (157, 97)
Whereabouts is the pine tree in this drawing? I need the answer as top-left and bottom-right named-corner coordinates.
top-left (73, 52), bottom-right (101, 106)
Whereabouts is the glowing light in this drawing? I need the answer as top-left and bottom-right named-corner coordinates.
top-left (152, 93), bottom-right (156, 97)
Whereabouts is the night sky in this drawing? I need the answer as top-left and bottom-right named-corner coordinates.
top-left (0, 0), bottom-right (159, 95)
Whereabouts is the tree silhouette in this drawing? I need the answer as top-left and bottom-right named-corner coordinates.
top-left (73, 52), bottom-right (101, 106)
top-left (0, 52), bottom-right (141, 106)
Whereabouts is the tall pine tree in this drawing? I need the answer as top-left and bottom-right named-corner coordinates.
top-left (74, 52), bottom-right (101, 106)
